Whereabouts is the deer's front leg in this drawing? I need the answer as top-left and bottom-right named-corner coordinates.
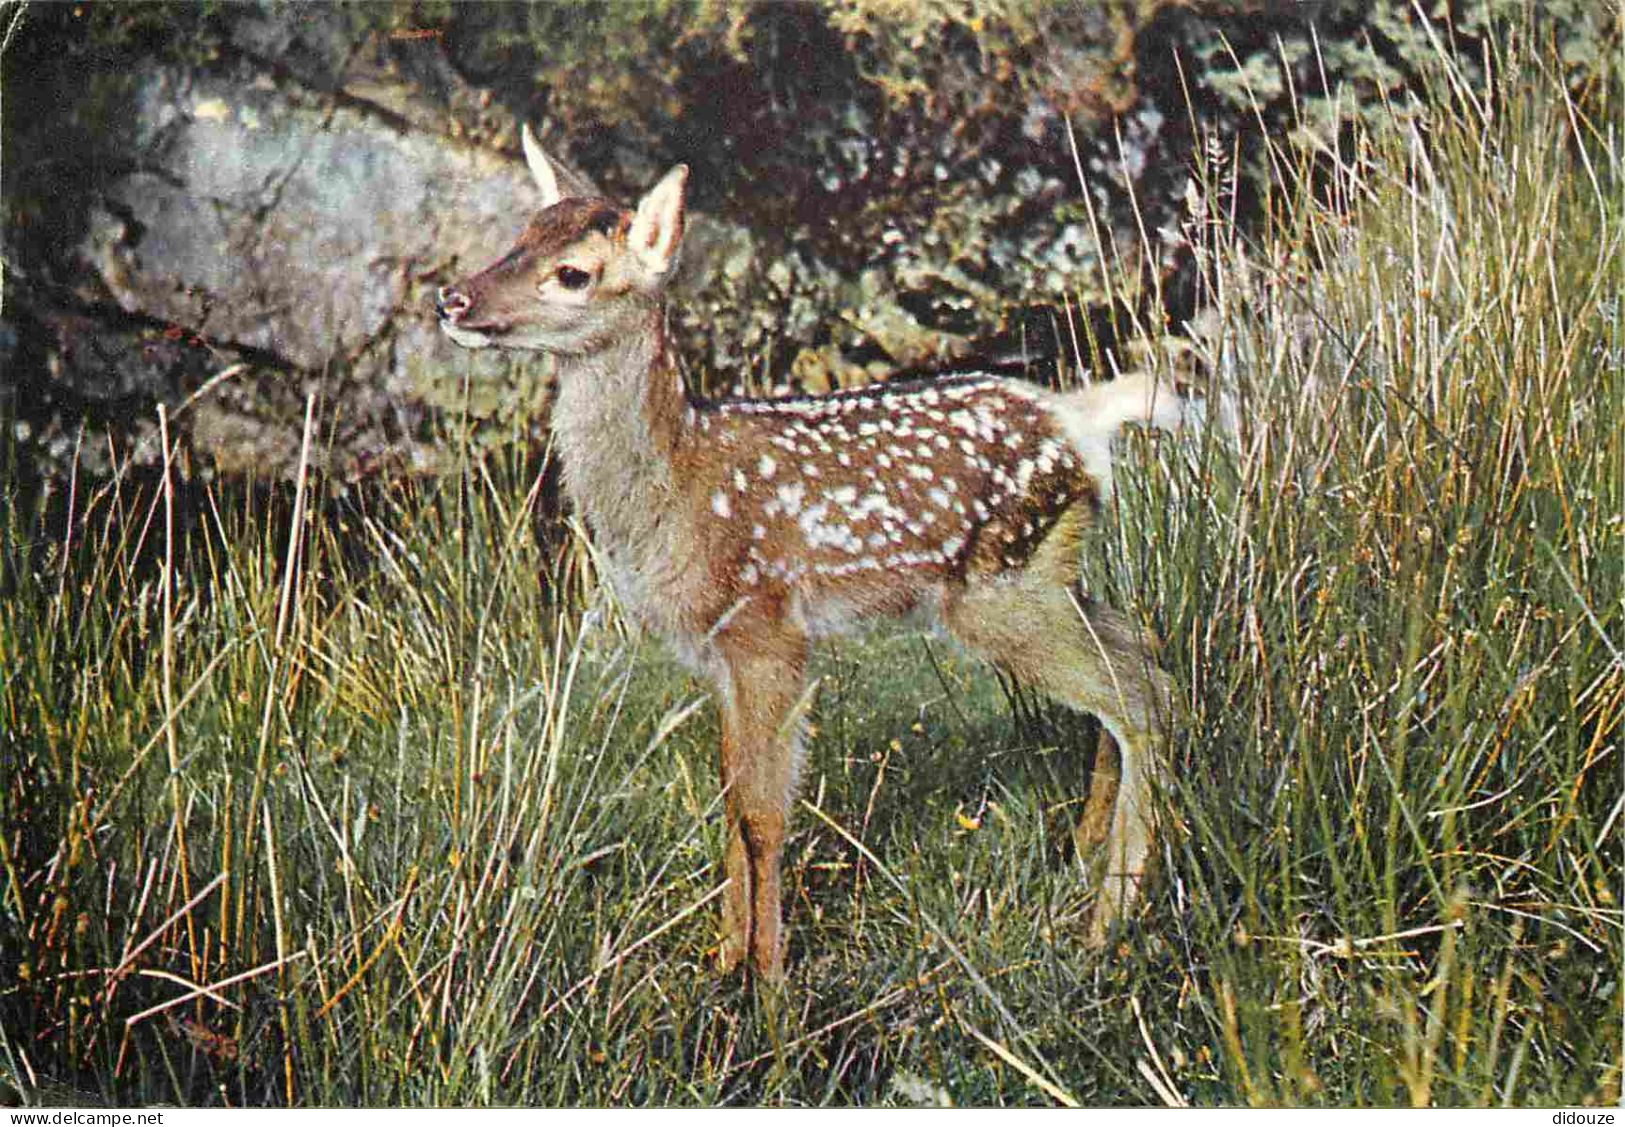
top-left (715, 626), bottom-right (808, 982)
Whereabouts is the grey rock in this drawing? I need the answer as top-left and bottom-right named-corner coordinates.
top-left (84, 63), bottom-right (534, 385)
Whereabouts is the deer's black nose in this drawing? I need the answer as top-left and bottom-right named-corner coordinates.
top-left (436, 285), bottom-right (471, 320)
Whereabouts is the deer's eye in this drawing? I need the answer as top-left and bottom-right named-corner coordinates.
top-left (555, 265), bottom-right (592, 291)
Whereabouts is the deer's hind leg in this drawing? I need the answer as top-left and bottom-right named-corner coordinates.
top-left (943, 558), bottom-right (1170, 947)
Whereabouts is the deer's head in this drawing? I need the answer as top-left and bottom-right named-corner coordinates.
top-left (437, 126), bottom-right (689, 357)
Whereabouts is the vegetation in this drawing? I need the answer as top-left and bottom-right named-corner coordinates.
top-left (1, 20), bottom-right (1619, 1108)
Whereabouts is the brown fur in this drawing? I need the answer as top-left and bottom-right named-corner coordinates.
top-left (437, 139), bottom-right (1173, 980)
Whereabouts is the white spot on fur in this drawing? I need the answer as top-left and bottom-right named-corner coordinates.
top-left (855, 491), bottom-right (894, 519)
top-left (776, 481), bottom-right (806, 515)
top-left (798, 502), bottom-right (864, 555)
top-left (711, 491), bottom-right (732, 519)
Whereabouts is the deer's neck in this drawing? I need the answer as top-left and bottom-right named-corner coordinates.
top-left (550, 306), bottom-right (691, 574)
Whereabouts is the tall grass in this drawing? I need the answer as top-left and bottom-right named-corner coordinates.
top-left (1114, 31), bottom-right (1623, 1106)
top-left (1, 30), bottom-right (1619, 1107)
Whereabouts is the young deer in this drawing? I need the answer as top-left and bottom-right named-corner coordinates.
top-left (436, 127), bottom-right (1179, 981)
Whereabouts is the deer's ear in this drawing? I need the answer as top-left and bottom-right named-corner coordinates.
top-left (627, 164), bottom-right (689, 281)
top-left (522, 124), bottom-right (564, 207)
